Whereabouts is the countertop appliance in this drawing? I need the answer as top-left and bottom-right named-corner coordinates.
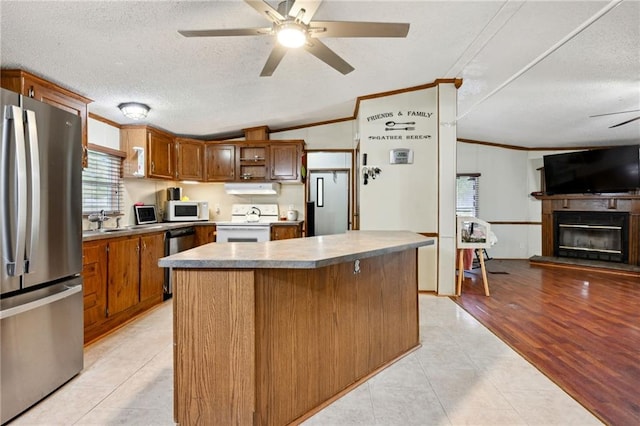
top-left (164, 227), bottom-right (196, 299)
top-left (216, 204), bottom-right (279, 242)
top-left (1, 88), bottom-right (83, 424)
top-left (165, 200), bottom-right (208, 222)
top-left (167, 187), bottom-right (182, 201)
top-left (134, 204), bottom-right (158, 225)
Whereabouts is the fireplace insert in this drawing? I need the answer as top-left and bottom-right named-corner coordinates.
top-left (554, 211), bottom-right (629, 263)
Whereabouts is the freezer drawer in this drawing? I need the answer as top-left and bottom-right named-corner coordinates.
top-left (0, 278), bottom-right (83, 424)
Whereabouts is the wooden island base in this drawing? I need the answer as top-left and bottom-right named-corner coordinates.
top-left (173, 248), bottom-right (420, 425)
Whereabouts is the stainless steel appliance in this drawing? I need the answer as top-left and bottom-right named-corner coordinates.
top-left (216, 204), bottom-right (279, 242)
top-left (167, 187), bottom-right (182, 200)
top-left (164, 227), bottom-right (196, 299)
top-left (1, 88), bottom-right (83, 424)
top-left (165, 200), bottom-right (208, 222)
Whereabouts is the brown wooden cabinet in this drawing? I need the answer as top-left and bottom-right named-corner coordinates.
top-left (82, 241), bottom-right (108, 330)
top-left (237, 143), bottom-right (268, 181)
top-left (120, 126), bottom-right (147, 178)
top-left (176, 138), bottom-right (204, 181)
top-left (196, 226), bottom-right (216, 245)
top-left (234, 140), bottom-right (304, 182)
top-left (83, 230), bottom-right (166, 343)
top-left (269, 142), bottom-right (301, 181)
top-left (205, 144), bottom-right (236, 181)
top-left (147, 129), bottom-right (175, 179)
top-left (107, 238), bottom-right (141, 316)
top-left (1, 69), bottom-right (92, 168)
top-left (271, 223), bottom-right (303, 240)
top-left (140, 233), bottom-right (165, 301)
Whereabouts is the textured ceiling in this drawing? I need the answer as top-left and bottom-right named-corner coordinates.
top-left (1, 0), bottom-right (639, 148)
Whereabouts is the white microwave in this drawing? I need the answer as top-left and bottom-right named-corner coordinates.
top-left (165, 200), bottom-right (209, 222)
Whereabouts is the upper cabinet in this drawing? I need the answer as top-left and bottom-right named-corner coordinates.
top-left (119, 126), bottom-right (303, 183)
top-left (175, 138), bottom-right (204, 181)
top-left (147, 128), bottom-right (175, 179)
top-left (270, 142), bottom-right (301, 181)
top-left (206, 140), bottom-right (304, 183)
top-left (1, 69), bottom-right (92, 168)
top-left (121, 125), bottom-right (176, 180)
top-left (205, 143), bottom-right (236, 182)
top-left (237, 143), bottom-right (268, 181)
top-left (120, 126), bottom-right (147, 178)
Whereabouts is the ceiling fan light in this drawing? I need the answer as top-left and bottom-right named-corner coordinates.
top-left (277, 23), bottom-right (306, 48)
top-left (118, 102), bottom-right (150, 120)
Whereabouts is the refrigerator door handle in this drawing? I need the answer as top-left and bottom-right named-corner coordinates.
top-left (24, 109), bottom-right (40, 273)
top-left (1, 105), bottom-right (27, 277)
top-left (0, 284), bottom-right (81, 320)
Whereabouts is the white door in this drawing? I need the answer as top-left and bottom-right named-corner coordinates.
top-left (309, 170), bottom-right (349, 236)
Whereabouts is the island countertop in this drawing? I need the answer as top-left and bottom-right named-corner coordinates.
top-left (159, 230), bottom-right (433, 269)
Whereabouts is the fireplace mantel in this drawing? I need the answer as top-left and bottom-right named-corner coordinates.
top-left (534, 193), bottom-right (640, 266)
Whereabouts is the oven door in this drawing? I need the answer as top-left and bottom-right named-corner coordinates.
top-left (216, 225), bottom-right (270, 242)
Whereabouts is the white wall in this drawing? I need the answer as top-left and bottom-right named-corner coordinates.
top-left (270, 120), bottom-right (355, 149)
top-left (456, 143), bottom-right (570, 258)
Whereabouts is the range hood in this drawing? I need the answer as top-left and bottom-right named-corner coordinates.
top-left (224, 182), bottom-right (281, 195)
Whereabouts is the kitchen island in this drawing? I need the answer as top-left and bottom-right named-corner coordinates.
top-left (159, 231), bottom-right (433, 425)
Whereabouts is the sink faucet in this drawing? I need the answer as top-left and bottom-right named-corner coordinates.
top-left (116, 217), bottom-right (121, 229)
top-left (88, 210), bottom-right (110, 230)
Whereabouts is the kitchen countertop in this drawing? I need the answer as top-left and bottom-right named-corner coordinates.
top-left (82, 220), bottom-right (304, 242)
top-left (82, 221), bottom-right (215, 242)
top-left (158, 230), bottom-right (433, 269)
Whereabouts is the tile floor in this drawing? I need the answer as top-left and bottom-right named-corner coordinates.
top-left (11, 295), bottom-right (602, 425)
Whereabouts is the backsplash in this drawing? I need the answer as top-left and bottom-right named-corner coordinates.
top-left (83, 179), bottom-right (305, 231)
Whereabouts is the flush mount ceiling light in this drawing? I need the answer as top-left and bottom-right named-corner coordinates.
top-left (118, 102), bottom-right (150, 120)
top-left (276, 21), bottom-right (307, 48)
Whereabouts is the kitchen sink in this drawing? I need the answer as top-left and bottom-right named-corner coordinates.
top-left (125, 224), bottom-right (163, 230)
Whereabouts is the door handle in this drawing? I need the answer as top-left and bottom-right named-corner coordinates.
top-left (24, 109), bottom-right (41, 273)
top-left (1, 105), bottom-right (27, 277)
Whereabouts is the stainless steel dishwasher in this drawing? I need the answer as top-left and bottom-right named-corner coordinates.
top-left (164, 227), bottom-right (196, 299)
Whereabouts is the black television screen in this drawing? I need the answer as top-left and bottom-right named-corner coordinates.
top-left (543, 144), bottom-right (640, 195)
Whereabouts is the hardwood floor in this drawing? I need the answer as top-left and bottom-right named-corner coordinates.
top-left (452, 259), bottom-right (640, 426)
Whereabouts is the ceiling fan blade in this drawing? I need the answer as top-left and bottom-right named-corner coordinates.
top-left (589, 109), bottom-right (640, 118)
top-left (178, 28), bottom-right (271, 37)
top-left (260, 45), bottom-right (288, 77)
top-left (244, 0), bottom-right (285, 23)
top-left (310, 21), bottom-right (410, 38)
top-left (609, 116), bottom-right (640, 128)
top-left (304, 39), bottom-right (354, 75)
top-left (288, 0), bottom-right (323, 24)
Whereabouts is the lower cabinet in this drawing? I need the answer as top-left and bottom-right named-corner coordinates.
top-left (271, 223), bottom-right (303, 240)
top-left (82, 231), bottom-right (166, 344)
top-left (82, 241), bottom-right (108, 329)
top-left (196, 225), bottom-right (216, 245)
top-left (140, 233), bottom-right (165, 301)
top-left (107, 238), bottom-right (140, 316)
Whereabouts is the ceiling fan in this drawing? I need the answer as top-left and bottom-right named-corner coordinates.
top-left (590, 109), bottom-right (640, 128)
top-left (178, 0), bottom-right (409, 76)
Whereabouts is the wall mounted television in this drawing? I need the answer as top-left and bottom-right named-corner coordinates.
top-left (543, 144), bottom-right (640, 195)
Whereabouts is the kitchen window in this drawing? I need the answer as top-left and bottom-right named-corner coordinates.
top-left (456, 173), bottom-right (480, 217)
top-left (82, 149), bottom-right (124, 215)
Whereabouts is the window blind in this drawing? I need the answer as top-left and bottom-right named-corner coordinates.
top-left (82, 150), bottom-right (123, 215)
top-left (456, 174), bottom-right (479, 217)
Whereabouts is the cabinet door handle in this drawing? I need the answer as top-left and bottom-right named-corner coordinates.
top-left (28, 86), bottom-right (35, 98)
top-left (151, 161), bottom-right (155, 172)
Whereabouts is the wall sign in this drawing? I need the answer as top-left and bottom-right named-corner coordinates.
top-left (365, 110), bottom-right (434, 141)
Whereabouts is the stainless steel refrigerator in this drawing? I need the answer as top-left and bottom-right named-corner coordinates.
top-left (1, 88), bottom-right (83, 424)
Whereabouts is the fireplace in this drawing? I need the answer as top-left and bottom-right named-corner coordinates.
top-left (554, 211), bottom-right (628, 263)
top-left (536, 194), bottom-right (640, 267)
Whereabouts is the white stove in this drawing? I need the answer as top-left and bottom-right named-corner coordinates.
top-left (216, 204), bottom-right (279, 242)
